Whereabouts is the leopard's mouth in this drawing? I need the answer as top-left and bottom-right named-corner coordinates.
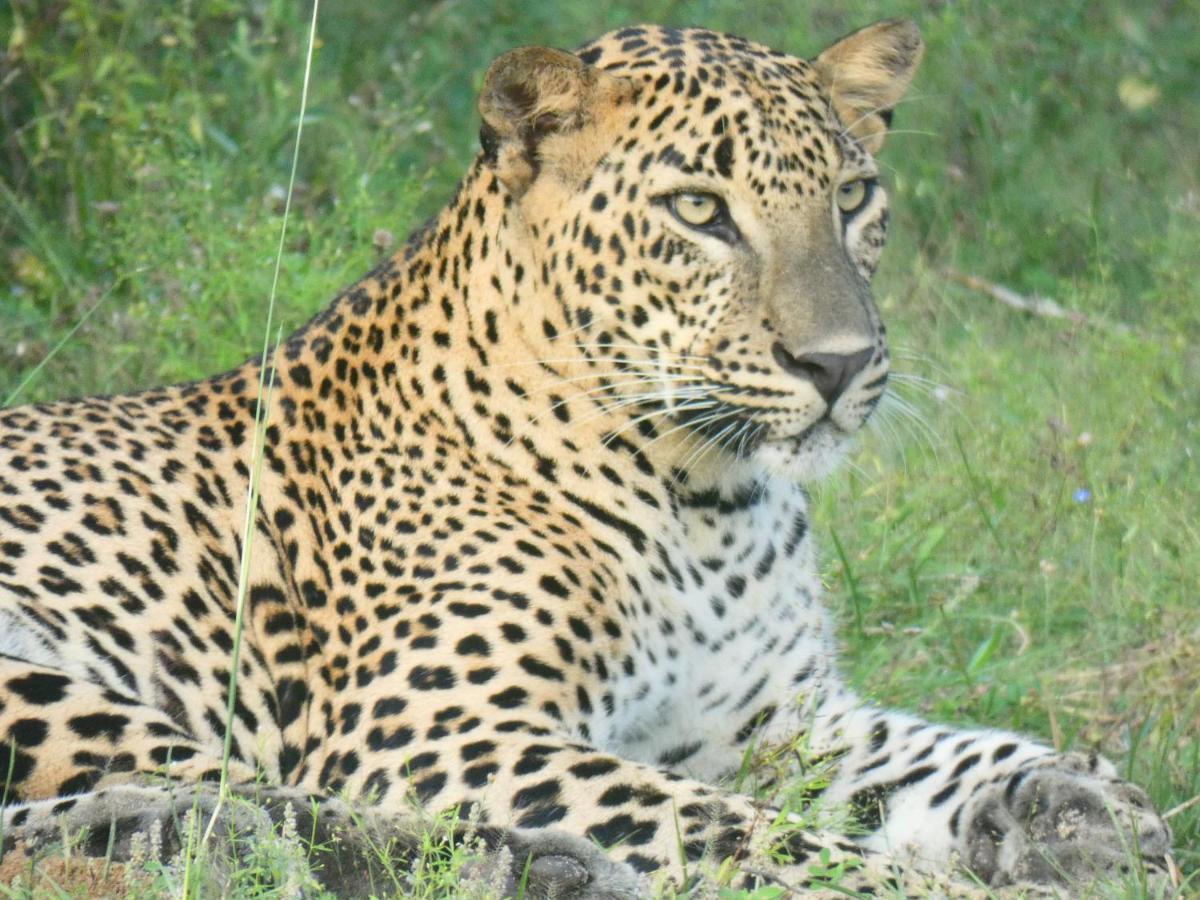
top-left (670, 401), bottom-right (768, 460)
top-left (755, 418), bottom-right (857, 482)
top-left (767, 417), bottom-right (851, 449)
top-left (667, 397), bottom-right (855, 464)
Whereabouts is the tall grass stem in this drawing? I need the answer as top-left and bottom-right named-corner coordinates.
top-left (195, 0), bottom-right (322, 865)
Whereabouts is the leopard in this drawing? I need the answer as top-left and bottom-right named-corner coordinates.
top-left (0, 18), bottom-right (1174, 898)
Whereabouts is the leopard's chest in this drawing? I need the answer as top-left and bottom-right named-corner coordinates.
top-left (586, 480), bottom-right (836, 780)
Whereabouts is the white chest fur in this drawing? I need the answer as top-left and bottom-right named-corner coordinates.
top-left (588, 477), bottom-right (838, 781)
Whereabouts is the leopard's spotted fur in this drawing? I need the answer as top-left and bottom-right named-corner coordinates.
top-left (0, 19), bottom-right (1171, 897)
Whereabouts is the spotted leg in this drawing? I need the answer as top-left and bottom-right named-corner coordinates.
top-left (0, 659), bottom-right (255, 800)
top-left (802, 684), bottom-right (1173, 889)
top-left (0, 661), bottom-right (644, 898)
top-left (385, 721), bottom-right (978, 897)
top-left (1, 781), bottom-right (644, 899)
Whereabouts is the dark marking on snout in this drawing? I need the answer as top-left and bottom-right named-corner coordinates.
top-left (771, 344), bottom-right (873, 406)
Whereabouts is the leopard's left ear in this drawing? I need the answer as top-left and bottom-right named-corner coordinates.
top-left (814, 19), bottom-right (923, 154)
top-left (478, 47), bottom-right (615, 197)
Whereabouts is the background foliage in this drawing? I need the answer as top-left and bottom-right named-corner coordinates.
top-left (2, 0), bottom-right (1198, 884)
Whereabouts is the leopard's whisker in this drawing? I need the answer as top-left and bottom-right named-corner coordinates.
top-left (601, 411), bottom-right (718, 452)
top-left (866, 403), bottom-right (909, 474)
top-left (543, 317), bottom-right (598, 342)
top-left (634, 403), bottom-right (741, 456)
top-left (574, 342), bottom-right (711, 363)
top-left (495, 357), bottom-right (712, 376)
top-left (835, 93), bottom-right (936, 142)
top-left (890, 347), bottom-right (954, 380)
top-left (505, 382), bottom-right (715, 446)
top-left (527, 370), bottom-right (711, 397)
top-left (523, 384), bottom-right (712, 431)
top-left (841, 456), bottom-right (877, 489)
top-left (570, 386), bottom-right (728, 432)
top-left (885, 391), bottom-right (940, 446)
top-left (600, 398), bottom-right (723, 443)
top-left (671, 419), bottom-right (741, 490)
top-left (887, 372), bottom-right (944, 394)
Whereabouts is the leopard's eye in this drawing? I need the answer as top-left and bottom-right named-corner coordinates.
top-left (836, 179), bottom-right (871, 215)
top-left (670, 192), bottom-right (721, 227)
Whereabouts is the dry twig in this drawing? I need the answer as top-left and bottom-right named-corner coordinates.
top-left (1165, 792), bottom-right (1200, 822)
top-left (943, 269), bottom-right (1132, 335)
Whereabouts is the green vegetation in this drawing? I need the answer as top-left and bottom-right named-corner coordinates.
top-left (2, 0), bottom-right (1197, 894)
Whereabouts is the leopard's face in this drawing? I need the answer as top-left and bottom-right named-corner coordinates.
top-left (481, 25), bottom-right (921, 482)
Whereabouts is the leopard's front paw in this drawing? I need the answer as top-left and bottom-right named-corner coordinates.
top-left (962, 752), bottom-right (1172, 891)
top-left (469, 827), bottom-right (644, 899)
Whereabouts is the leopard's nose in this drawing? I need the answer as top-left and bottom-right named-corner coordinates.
top-left (771, 343), bottom-right (874, 405)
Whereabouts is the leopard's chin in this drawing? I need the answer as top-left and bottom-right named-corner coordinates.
top-left (756, 420), bottom-right (853, 482)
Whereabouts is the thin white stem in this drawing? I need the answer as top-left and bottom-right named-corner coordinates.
top-left (198, 0), bottom-right (320, 860)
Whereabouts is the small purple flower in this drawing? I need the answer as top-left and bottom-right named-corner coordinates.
top-left (1073, 488), bottom-right (1092, 503)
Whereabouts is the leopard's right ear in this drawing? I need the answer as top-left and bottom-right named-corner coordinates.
top-left (478, 47), bottom-right (609, 197)
top-left (814, 19), bottom-right (923, 154)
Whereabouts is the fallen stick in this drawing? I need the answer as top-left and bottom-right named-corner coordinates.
top-left (943, 269), bottom-right (1131, 334)
top-left (1165, 791), bottom-right (1200, 821)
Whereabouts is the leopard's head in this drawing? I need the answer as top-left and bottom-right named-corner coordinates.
top-left (479, 21), bottom-right (922, 482)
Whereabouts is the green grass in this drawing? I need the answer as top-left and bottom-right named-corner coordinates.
top-left (2, 0), bottom-right (1197, 894)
